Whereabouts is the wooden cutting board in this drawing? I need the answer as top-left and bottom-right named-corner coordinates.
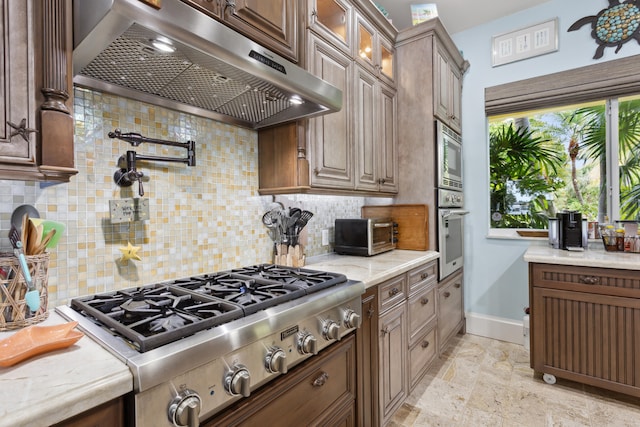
top-left (361, 204), bottom-right (429, 251)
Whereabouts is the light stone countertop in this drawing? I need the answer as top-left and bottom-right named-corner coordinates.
top-left (0, 311), bottom-right (133, 427)
top-left (305, 249), bottom-right (440, 287)
top-left (524, 244), bottom-right (640, 270)
top-left (0, 250), bottom-right (437, 426)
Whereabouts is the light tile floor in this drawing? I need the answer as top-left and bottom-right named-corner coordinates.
top-left (389, 333), bottom-right (640, 426)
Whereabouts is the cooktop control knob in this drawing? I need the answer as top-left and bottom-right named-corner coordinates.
top-left (265, 347), bottom-right (288, 374)
top-left (322, 319), bottom-right (341, 341)
top-left (297, 332), bottom-right (318, 355)
top-left (343, 309), bottom-right (362, 329)
top-left (168, 388), bottom-right (201, 427)
top-left (224, 364), bottom-right (251, 397)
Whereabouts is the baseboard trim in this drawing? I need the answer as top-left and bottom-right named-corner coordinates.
top-left (465, 312), bottom-right (524, 345)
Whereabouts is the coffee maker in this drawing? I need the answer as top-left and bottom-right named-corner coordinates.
top-left (552, 211), bottom-right (586, 250)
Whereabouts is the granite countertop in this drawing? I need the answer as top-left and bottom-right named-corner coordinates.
top-left (306, 249), bottom-right (440, 288)
top-left (0, 311), bottom-right (132, 427)
top-left (524, 244), bottom-right (640, 270)
top-left (0, 249), bottom-right (437, 426)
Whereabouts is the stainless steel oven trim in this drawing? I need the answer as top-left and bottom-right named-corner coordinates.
top-left (436, 120), bottom-right (463, 191)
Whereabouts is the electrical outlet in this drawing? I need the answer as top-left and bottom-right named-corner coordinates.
top-left (321, 229), bottom-right (330, 246)
top-left (109, 199), bottom-right (134, 223)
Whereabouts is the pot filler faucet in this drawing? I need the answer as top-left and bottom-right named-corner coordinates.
top-left (110, 129), bottom-right (196, 196)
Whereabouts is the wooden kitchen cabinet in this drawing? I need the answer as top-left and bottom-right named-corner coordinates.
top-left (0, 0), bottom-right (77, 182)
top-left (529, 263), bottom-right (640, 397)
top-left (52, 396), bottom-right (125, 427)
top-left (356, 287), bottom-right (379, 427)
top-left (354, 65), bottom-right (397, 193)
top-left (434, 43), bottom-right (463, 133)
top-left (356, 259), bottom-right (440, 425)
top-left (307, 0), bottom-right (352, 56)
top-left (223, 0), bottom-right (298, 62)
top-left (257, 0), bottom-right (397, 197)
top-left (438, 269), bottom-right (464, 355)
top-left (354, 12), bottom-right (395, 85)
top-left (378, 294), bottom-right (407, 424)
top-left (307, 33), bottom-right (355, 190)
top-left (207, 334), bottom-right (356, 426)
top-left (394, 19), bottom-right (468, 250)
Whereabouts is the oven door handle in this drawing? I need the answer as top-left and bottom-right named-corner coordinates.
top-left (441, 209), bottom-right (470, 219)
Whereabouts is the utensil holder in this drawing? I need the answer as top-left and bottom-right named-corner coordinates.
top-left (273, 239), bottom-right (305, 267)
top-left (0, 252), bottom-right (49, 330)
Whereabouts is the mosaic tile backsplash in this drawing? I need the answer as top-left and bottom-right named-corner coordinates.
top-left (0, 88), bottom-right (385, 308)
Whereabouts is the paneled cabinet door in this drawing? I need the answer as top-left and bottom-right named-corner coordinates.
top-left (307, 0), bottom-right (352, 55)
top-left (223, 0), bottom-right (298, 62)
top-left (434, 44), bottom-right (462, 133)
top-left (0, 0), bottom-right (36, 169)
top-left (307, 33), bottom-right (354, 190)
top-left (354, 67), bottom-right (397, 193)
top-left (379, 302), bottom-right (407, 424)
top-left (438, 270), bottom-right (464, 354)
top-left (378, 82), bottom-right (397, 193)
top-left (354, 65), bottom-right (378, 192)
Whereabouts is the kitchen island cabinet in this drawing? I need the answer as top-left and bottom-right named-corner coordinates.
top-left (52, 397), bottom-right (126, 427)
top-left (525, 245), bottom-right (640, 398)
top-left (0, 0), bottom-right (77, 182)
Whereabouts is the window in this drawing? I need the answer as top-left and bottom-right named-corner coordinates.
top-left (485, 55), bottom-right (640, 230)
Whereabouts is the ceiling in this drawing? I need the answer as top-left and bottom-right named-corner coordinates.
top-left (373, 0), bottom-right (552, 34)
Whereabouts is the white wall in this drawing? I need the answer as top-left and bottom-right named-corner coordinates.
top-left (451, 0), bottom-right (640, 328)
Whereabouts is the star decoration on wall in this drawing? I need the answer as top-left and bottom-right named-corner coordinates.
top-left (7, 119), bottom-right (38, 142)
top-left (118, 241), bottom-right (142, 263)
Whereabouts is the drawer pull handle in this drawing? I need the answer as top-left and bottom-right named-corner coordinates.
top-left (389, 287), bottom-right (400, 297)
top-left (443, 291), bottom-right (451, 298)
top-left (312, 371), bottom-right (329, 387)
top-left (579, 276), bottom-right (600, 285)
top-left (454, 282), bottom-right (461, 289)
top-left (420, 297), bottom-right (429, 305)
top-left (421, 340), bottom-right (430, 349)
top-left (420, 273), bottom-right (429, 280)
top-left (367, 306), bottom-right (375, 318)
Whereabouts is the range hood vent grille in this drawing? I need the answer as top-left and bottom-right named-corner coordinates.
top-left (73, 0), bottom-right (342, 129)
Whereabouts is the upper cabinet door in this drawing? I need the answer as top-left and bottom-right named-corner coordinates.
top-left (378, 35), bottom-right (395, 86)
top-left (308, 0), bottom-right (352, 55)
top-left (0, 0), bottom-right (36, 167)
top-left (224, 0), bottom-right (298, 62)
top-left (354, 13), bottom-right (377, 75)
top-left (307, 34), bottom-right (355, 190)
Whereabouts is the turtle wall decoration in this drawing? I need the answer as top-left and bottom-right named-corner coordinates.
top-left (568, 0), bottom-right (640, 59)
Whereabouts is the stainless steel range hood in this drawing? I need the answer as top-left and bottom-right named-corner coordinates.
top-left (73, 0), bottom-right (342, 129)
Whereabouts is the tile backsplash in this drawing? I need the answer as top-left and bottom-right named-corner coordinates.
top-left (0, 88), bottom-right (387, 308)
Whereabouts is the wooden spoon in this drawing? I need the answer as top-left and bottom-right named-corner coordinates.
top-left (33, 229), bottom-right (56, 255)
top-left (27, 220), bottom-right (40, 255)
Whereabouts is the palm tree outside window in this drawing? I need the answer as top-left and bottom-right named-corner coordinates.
top-left (489, 93), bottom-right (640, 230)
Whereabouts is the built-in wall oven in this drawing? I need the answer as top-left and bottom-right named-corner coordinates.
top-left (436, 120), bottom-right (468, 280)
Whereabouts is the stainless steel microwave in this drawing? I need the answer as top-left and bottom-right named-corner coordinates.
top-left (436, 120), bottom-right (463, 190)
top-left (334, 218), bottom-right (396, 256)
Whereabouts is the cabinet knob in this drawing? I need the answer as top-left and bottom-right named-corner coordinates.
top-left (382, 326), bottom-right (390, 335)
top-left (454, 282), bottom-right (461, 289)
top-left (421, 340), bottom-right (430, 349)
top-left (420, 272), bottom-right (429, 280)
top-left (389, 287), bottom-right (399, 297)
top-left (312, 371), bottom-right (329, 387)
top-left (579, 276), bottom-right (600, 285)
top-left (420, 297), bottom-right (429, 305)
top-left (225, 0), bottom-right (236, 12)
top-left (367, 306), bottom-right (375, 318)
top-left (443, 291), bottom-right (451, 298)
top-left (6, 118), bottom-right (38, 143)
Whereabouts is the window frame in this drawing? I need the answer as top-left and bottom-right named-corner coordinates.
top-left (485, 54), bottom-right (640, 237)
